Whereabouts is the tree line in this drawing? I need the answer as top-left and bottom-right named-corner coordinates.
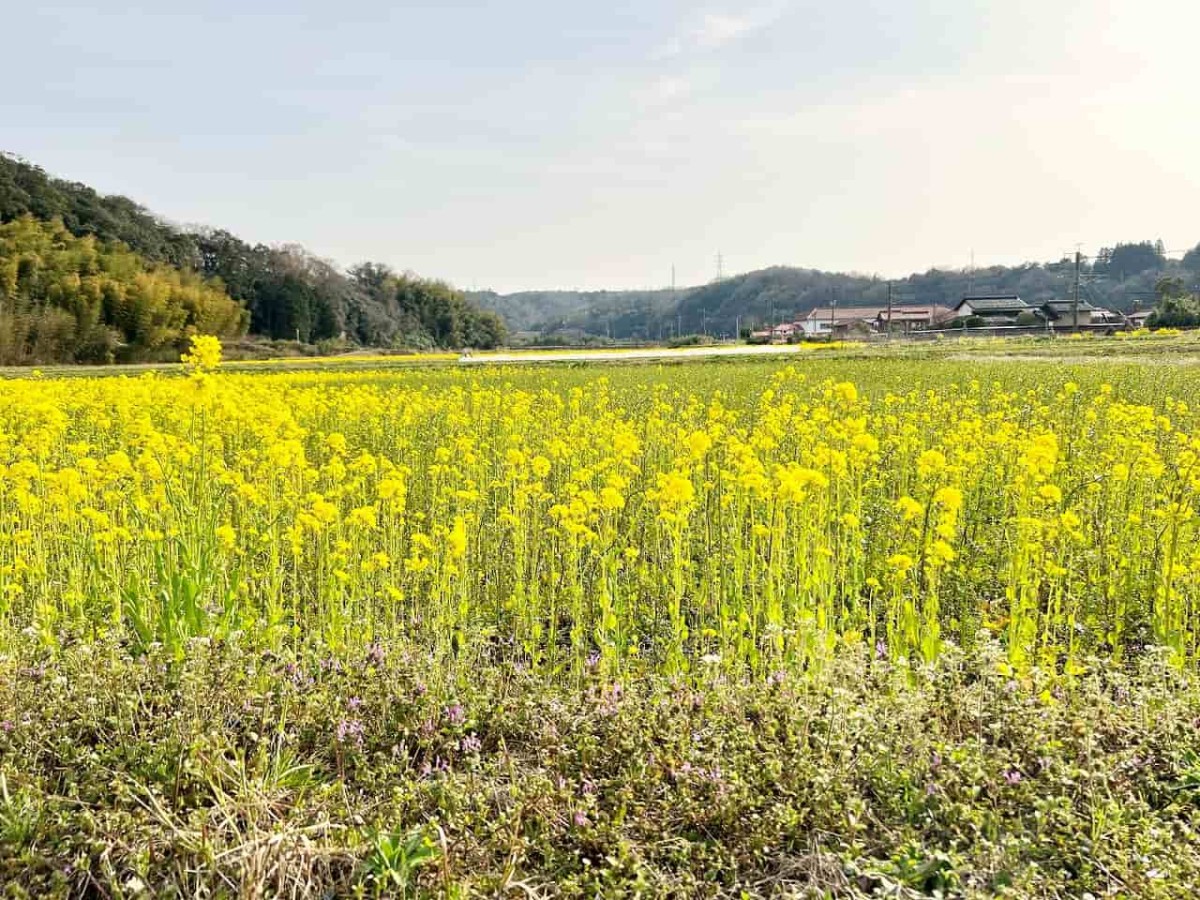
top-left (0, 153), bottom-right (506, 362)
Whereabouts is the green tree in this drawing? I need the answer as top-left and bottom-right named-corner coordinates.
top-left (1146, 278), bottom-right (1200, 328)
top-left (1182, 243), bottom-right (1200, 273)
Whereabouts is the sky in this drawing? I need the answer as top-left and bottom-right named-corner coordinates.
top-left (3, 0), bottom-right (1199, 292)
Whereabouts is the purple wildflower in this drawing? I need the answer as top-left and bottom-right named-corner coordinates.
top-left (366, 642), bottom-right (386, 666)
top-left (875, 640), bottom-right (888, 660)
top-left (445, 703), bottom-right (466, 726)
top-left (1003, 769), bottom-right (1023, 786)
top-left (335, 718), bottom-right (365, 747)
top-left (572, 810), bottom-right (589, 828)
top-left (0, 720), bottom-right (13, 733)
top-left (347, 696), bottom-right (362, 710)
top-left (420, 756), bottom-right (450, 778)
top-left (286, 663), bottom-right (313, 689)
top-left (599, 682), bottom-right (624, 716)
top-left (460, 733), bottom-right (482, 754)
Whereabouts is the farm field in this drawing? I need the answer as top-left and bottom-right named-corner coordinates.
top-left (7, 326), bottom-right (1200, 381)
top-left (4, 344), bottom-right (1200, 897)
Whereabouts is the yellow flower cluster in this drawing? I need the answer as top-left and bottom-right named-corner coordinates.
top-left (180, 334), bottom-right (223, 373)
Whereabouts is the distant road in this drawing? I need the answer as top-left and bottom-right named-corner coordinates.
top-left (458, 344), bottom-right (823, 365)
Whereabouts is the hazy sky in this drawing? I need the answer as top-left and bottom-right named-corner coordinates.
top-left (4, 1), bottom-right (1198, 292)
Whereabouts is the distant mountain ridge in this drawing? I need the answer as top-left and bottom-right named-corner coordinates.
top-left (473, 246), bottom-right (1200, 341)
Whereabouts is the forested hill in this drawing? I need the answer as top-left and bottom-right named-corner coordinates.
top-left (473, 245), bottom-right (1200, 341)
top-left (0, 153), bottom-right (505, 363)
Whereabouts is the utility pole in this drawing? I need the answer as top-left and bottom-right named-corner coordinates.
top-left (735, 314), bottom-right (741, 342)
top-left (716, 252), bottom-right (724, 282)
top-left (883, 282), bottom-right (892, 338)
top-left (1072, 250), bottom-right (1082, 333)
top-left (671, 265), bottom-right (678, 340)
top-left (1059, 247), bottom-right (1105, 334)
top-left (829, 287), bottom-right (838, 342)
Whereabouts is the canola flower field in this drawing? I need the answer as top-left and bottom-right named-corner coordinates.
top-left (2, 341), bottom-right (1198, 675)
top-left (5, 339), bottom-right (1200, 897)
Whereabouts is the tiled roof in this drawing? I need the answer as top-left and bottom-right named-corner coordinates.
top-left (804, 306), bottom-right (887, 322)
top-left (1042, 300), bottom-right (1098, 312)
top-left (957, 295), bottom-right (1029, 312)
top-left (804, 304), bottom-right (950, 323)
top-left (881, 305), bottom-right (954, 320)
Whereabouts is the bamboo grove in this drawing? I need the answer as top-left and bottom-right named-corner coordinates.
top-left (0, 348), bottom-right (1196, 678)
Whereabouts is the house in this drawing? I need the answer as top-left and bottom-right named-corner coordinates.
top-left (1039, 300), bottom-right (1128, 329)
top-left (1090, 308), bottom-right (1127, 326)
top-left (1127, 309), bottom-right (1154, 329)
top-left (772, 322), bottom-right (800, 340)
top-left (874, 305), bottom-right (955, 334)
top-left (951, 294), bottom-right (1034, 325)
top-left (749, 322), bottom-right (800, 343)
top-left (1039, 299), bottom-right (1097, 329)
top-left (801, 307), bottom-right (886, 337)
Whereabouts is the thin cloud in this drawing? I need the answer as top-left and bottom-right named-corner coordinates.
top-left (693, 13), bottom-right (757, 48)
top-left (654, 5), bottom-right (784, 58)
